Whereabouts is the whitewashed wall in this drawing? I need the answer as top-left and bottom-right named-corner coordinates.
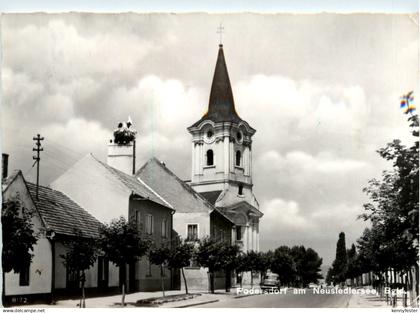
top-left (4, 174), bottom-right (53, 296)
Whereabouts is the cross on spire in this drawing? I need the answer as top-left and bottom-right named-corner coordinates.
top-left (216, 23), bottom-right (224, 45)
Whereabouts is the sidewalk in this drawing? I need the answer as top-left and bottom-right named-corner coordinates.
top-left (348, 292), bottom-right (398, 308)
top-left (16, 290), bottom-right (186, 308)
top-left (162, 285), bottom-right (262, 308)
top-left (13, 285), bottom-right (258, 308)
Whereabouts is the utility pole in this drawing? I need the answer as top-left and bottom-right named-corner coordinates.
top-left (132, 139), bottom-right (136, 175)
top-left (32, 134), bottom-right (44, 199)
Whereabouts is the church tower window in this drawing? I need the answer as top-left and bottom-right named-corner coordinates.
top-left (236, 226), bottom-right (242, 241)
top-left (236, 150), bottom-right (241, 167)
top-left (238, 184), bottom-right (243, 195)
top-left (236, 131), bottom-right (242, 141)
top-left (206, 149), bottom-right (214, 166)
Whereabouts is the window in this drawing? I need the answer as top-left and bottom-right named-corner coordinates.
top-left (236, 226), bottom-right (242, 241)
top-left (187, 224), bottom-right (198, 241)
top-left (220, 230), bottom-right (225, 242)
top-left (135, 211), bottom-right (141, 231)
top-left (66, 267), bottom-right (79, 289)
top-left (98, 256), bottom-right (109, 288)
top-left (146, 214), bottom-right (154, 235)
top-left (207, 130), bottom-right (213, 138)
top-left (237, 131), bottom-right (242, 141)
top-left (238, 184), bottom-right (244, 195)
top-left (147, 258), bottom-right (152, 277)
top-left (161, 219), bottom-right (168, 238)
top-left (206, 149), bottom-right (214, 166)
top-left (19, 263), bottom-right (30, 286)
top-left (236, 150), bottom-right (241, 166)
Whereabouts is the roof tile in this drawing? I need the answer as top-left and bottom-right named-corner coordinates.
top-left (136, 158), bottom-right (213, 213)
top-left (27, 182), bottom-right (102, 238)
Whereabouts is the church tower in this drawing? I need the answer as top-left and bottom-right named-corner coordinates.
top-left (188, 44), bottom-right (257, 207)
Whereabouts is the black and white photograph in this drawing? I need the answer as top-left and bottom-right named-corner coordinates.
top-left (1, 1), bottom-right (419, 310)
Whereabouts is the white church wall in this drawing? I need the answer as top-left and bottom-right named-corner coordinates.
top-left (173, 212), bottom-right (210, 240)
top-left (216, 185), bottom-right (258, 209)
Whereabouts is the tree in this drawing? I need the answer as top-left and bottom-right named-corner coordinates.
top-left (219, 244), bottom-right (240, 292)
top-left (195, 237), bottom-right (225, 293)
top-left (241, 250), bottom-right (261, 288)
top-left (331, 232), bottom-right (348, 285)
top-left (358, 108), bottom-right (419, 304)
top-left (326, 267), bottom-right (333, 286)
top-left (236, 253), bottom-right (247, 288)
top-left (99, 216), bottom-right (150, 306)
top-left (290, 246), bottom-right (306, 287)
top-left (2, 197), bottom-right (38, 303)
top-left (298, 247), bottom-right (323, 287)
top-left (271, 246), bottom-right (296, 287)
top-left (149, 246), bottom-right (171, 298)
top-left (61, 230), bottom-right (98, 308)
top-left (288, 246), bottom-right (323, 287)
top-left (345, 244), bottom-right (359, 286)
top-left (168, 241), bottom-right (194, 294)
top-left (255, 251), bottom-right (273, 285)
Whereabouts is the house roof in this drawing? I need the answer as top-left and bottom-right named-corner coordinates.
top-left (26, 182), bottom-right (102, 238)
top-left (199, 190), bottom-right (223, 205)
top-left (136, 157), bottom-right (215, 213)
top-left (1, 170), bottom-right (20, 192)
top-left (91, 155), bottom-right (173, 210)
top-left (191, 44), bottom-right (244, 128)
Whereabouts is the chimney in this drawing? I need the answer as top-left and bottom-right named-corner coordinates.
top-left (2, 153), bottom-right (9, 180)
top-left (107, 118), bottom-right (137, 175)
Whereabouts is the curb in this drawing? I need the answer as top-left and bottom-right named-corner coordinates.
top-left (175, 299), bottom-right (220, 308)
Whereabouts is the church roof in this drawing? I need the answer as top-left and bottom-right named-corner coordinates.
top-left (135, 157), bottom-right (214, 213)
top-left (190, 44), bottom-right (243, 128)
top-left (92, 155), bottom-right (173, 210)
top-left (26, 182), bottom-right (103, 238)
top-left (223, 200), bottom-right (264, 219)
top-left (199, 190), bottom-right (223, 205)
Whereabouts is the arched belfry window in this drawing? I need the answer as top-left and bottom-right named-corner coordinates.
top-left (236, 150), bottom-right (242, 167)
top-left (238, 184), bottom-right (244, 195)
top-left (206, 149), bottom-right (214, 166)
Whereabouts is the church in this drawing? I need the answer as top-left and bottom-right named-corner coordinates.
top-left (50, 42), bottom-right (263, 292)
top-left (187, 43), bottom-right (262, 254)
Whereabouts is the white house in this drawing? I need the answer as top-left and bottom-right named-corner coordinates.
top-left (50, 129), bottom-right (176, 292)
top-left (2, 170), bottom-right (113, 305)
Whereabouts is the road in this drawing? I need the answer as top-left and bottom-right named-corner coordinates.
top-left (195, 288), bottom-right (352, 308)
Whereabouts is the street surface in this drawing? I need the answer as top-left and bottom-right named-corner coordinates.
top-left (196, 288), bottom-right (352, 308)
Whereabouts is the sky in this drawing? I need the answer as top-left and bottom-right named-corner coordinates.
top-left (1, 12), bottom-right (418, 265)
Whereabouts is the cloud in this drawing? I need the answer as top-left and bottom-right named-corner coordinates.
top-left (1, 13), bottom-right (418, 266)
top-left (235, 74), bottom-right (370, 141)
top-left (260, 197), bottom-right (369, 264)
top-left (4, 19), bottom-right (156, 81)
top-left (261, 198), bottom-right (313, 231)
top-left (40, 118), bottom-right (110, 155)
top-left (259, 150), bottom-right (367, 174)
